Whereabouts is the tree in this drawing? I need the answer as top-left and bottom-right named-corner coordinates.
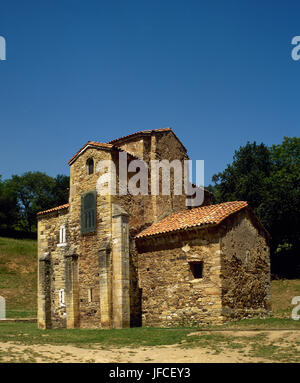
top-left (0, 175), bottom-right (19, 230)
top-left (262, 137), bottom-right (300, 256)
top-left (211, 142), bottom-right (272, 210)
top-left (1, 172), bottom-right (70, 233)
top-left (210, 137), bottom-right (300, 277)
top-left (6, 172), bottom-right (62, 232)
top-left (51, 174), bottom-right (70, 208)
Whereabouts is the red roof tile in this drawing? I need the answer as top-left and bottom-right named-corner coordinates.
top-left (68, 128), bottom-right (188, 165)
top-left (108, 127), bottom-right (187, 152)
top-left (37, 203), bottom-right (69, 216)
top-left (68, 142), bottom-right (114, 165)
top-left (67, 141), bottom-right (140, 165)
top-left (135, 201), bottom-right (248, 238)
top-left (108, 128), bottom-right (172, 144)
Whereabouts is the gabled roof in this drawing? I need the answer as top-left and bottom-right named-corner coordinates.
top-left (135, 201), bottom-right (249, 239)
top-left (67, 140), bottom-right (141, 165)
top-left (108, 127), bottom-right (187, 152)
top-left (37, 203), bottom-right (69, 217)
top-left (68, 141), bottom-right (115, 165)
top-left (68, 128), bottom-right (187, 165)
top-left (108, 127), bottom-right (171, 143)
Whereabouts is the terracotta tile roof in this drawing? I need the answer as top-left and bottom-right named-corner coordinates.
top-left (67, 141), bottom-right (140, 165)
top-left (68, 128), bottom-right (188, 165)
top-left (108, 128), bottom-right (172, 144)
top-left (37, 203), bottom-right (69, 216)
top-left (108, 127), bottom-right (187, 152)
top-left (135, 201), bottom-right (248, 239)
top-left (68, 141), bottom-right (115, 165)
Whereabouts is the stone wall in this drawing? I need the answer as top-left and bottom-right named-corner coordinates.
top-left (114, 137), bottom-right (145, 159)
top-left (135, 209), bottom-right (271, 327)
top-left (151, 131), bottom-right (189, 222)
top-left (135, 228), bottom-right (223, 327)
top-left (37, 209), bottom-right (69, 329)
top-left (111, 130), bottom-right (212, 224)
top-left (37, 129), bottom-right (215, 330)
top-left (111, 131), bottom-right (199, 327)
top-left (111, 150), bottom-right (154, 231)
top-left (65, 145), bottom-right (150, 329)
top-left (219, 209), bottom-right (271, 320)
top-left (69, 147), bottom-right (114, 328)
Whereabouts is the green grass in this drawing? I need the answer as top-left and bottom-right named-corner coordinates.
top-left (0, 322), bottom-right (299, 362)
top-left (0, 322), bottom-right (192, 347)
top-left (0, 318), bottom-right (299, 348)
top-left (182, 331), bottom-right (300, 362)
top-left (0, 237), bottom-right (37, 317)
top-left (5, 310), bottom-right (36, 318)
top-left (215, 317), bottom-right (300, 329)
top-left (271, 279), bottom-right (300, 318)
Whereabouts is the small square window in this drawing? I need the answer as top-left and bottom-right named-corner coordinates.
top-left (190, 261), bottom-right (203, 279)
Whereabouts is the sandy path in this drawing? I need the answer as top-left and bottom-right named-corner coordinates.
top-left (0, 330), bottom-right (299, 363)
top-left (0, 341), bottom-right (260, 363)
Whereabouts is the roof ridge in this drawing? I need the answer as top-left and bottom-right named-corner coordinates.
top-left (37, 203), bottom-right (69, 216)
top-left (135, 201), bottom-right (248, 239)
top-left (108, 128), bottom-right (172, 144)
top-left (67, 141), bottom-right (115, 165)
top-left (68, 141), bottom-right (141, 165)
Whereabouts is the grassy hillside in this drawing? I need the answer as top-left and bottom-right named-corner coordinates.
top-left (0, 237), bottom-right (37, 317)
top-left (270, 278), bottom-right (300, 318)
top-left (0, 236), bottom-right (300, 320)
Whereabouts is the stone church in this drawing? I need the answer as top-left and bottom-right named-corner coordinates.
top-left (37, 128), bottom-right (271, 329)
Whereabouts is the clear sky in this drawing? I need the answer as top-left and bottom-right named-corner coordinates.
top-left (0, 0), bottom-right (299, 185)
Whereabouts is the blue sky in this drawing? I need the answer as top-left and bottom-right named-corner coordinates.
top-left (0, 0), bottom-right (299, 185)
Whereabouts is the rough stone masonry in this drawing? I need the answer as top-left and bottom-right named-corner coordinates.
top-left (37, 128), bottom-right (271, 329)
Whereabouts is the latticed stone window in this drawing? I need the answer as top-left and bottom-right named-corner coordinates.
top-left (190, 261), bottom-right (203, 279)
top-left (81, 191), bottom-right (97, 234)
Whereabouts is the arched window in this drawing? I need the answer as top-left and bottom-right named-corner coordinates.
top-left (87, 158), bottom-right (94, 175)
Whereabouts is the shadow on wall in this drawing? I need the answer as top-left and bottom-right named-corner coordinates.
top-left (130, 287), bottom-right (142, 327)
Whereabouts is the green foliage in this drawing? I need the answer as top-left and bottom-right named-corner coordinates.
top-left (0, 176), bottom-right (19, 230)
top-left (263, 137), bottom-right (300, 256)
top-left (6, 172), bottom-right (55, 232)
top-left (51, 174), bottom-right (70, 208)
top-left (3, 172), bottom-right (69, 232)
top-left (210, 137), bottom-right (300, 272)
top-left (211, 141), bottom-right (271, 208)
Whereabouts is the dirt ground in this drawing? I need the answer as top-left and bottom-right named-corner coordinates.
top-left (1, 330), bottom-right (300, 363)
